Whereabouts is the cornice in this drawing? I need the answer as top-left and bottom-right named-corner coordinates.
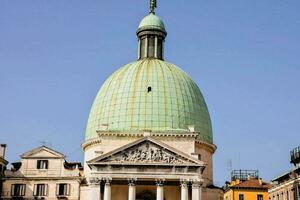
top-left (81, 138), bottom-right (102, 151)
top-left (96, 130), bottom-right (198, 138)
top-left (195, 140), bottom-right (217, 153)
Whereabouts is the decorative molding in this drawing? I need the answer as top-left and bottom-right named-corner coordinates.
top-left (81, 138), bottom-right (102, 151)
top-left (96, 130), bottom-right (199, 138)
top-left (155, 178), bottom-right (165, 186)
top-left (99, 141), bottom-right (185, 164)
top-left (128, 178), bottom-right (137, 186)
top-left (104, 177), bottom-right (112, 185)
top-left (180, 179), bottom-right (189, 188)
top-left (89, 177), bottom-right (102, 185)
top-left (195, 139), bottom-right (217, 153)
top-left (97, 131), bottom-right (144, 137)
top-left (191, 180), bottom-right (204, 188)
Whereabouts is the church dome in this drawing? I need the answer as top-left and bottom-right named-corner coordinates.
top-left (86, 59), bottom-right (213, 143)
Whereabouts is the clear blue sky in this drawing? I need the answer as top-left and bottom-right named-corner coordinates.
top-left (1, 0), bottom-right (300, 186)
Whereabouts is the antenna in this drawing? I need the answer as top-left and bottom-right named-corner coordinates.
top-left (39, 141), bottom-right (52, 148)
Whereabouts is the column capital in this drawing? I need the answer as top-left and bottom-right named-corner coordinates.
top-left (191, 180), bottom-right (203, 188)
top-left (128, 178), bottom-right (137, 186)
top-left (180, 179), bottom-right (189, 188)
top-left (103, 177), bottom-right (112, 185)
top-left (155, 178), bottom-right (165, 186)
top-left (89, 177), bottom-right (102, 185)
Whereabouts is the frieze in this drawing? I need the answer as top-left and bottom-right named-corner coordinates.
top-left (101, 141), bottom-right (185, 164)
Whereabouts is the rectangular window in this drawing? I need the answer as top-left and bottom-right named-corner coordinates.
top-left (37, 160), bottom-right (48, 169)
top-left (11, 184), bottom-right (26, 196)
top-left (239, 194), bottom-right (244, 200)
top-left (56, 183), bottom-right (70, 196)
top-left (34, 184), bottom-right (48, 196)
top-left (257, 194), bottom-right (263, 200)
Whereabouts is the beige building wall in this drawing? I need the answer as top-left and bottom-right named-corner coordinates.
top-left (269, 177), bottom-right (300, 200)
top-left (2, 146), bottom-right (82, 200)
top-left (2, 179), bottom-right (81, 199)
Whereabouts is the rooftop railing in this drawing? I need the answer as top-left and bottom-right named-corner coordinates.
top-left (231, 169), bottom-right (259, 181)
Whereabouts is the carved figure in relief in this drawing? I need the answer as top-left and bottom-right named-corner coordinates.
top-left (103, 142), bottom-right (184, 164)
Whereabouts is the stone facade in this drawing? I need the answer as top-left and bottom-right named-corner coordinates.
top-left (269, 166), bottom-right (300, 200)
top-left (0, 144), bottom-right (8, 199)
top-left (1, 146), bottom-right (82, 200)
top-left (81, 133), bottom-right (223, 200)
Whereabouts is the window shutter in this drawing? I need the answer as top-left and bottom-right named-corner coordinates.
top-left (21, 184), bottom-right (26, 196)
top-left (66, 184), bottom-right (70, 196)
top-left (44, 184), bottom-right (48, 196)
top-left (33, 184), bottom-right (37, 196)
top-left (11, 184), bottom-right (15, 196)
top-left (56, 184), bottom-right (59, 196)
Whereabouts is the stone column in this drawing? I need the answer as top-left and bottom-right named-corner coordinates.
top-left (156, 179), bottom-right (165, 200)
top-left (180, 180), bottom-right (189, 200)
top-left (128, 178), bottom-right (137, 200)
top-left (192, 181), bottom-right (202, 200)
top-left (103, 178), bottom-right (112, 200)
top-left (89, 178), bottom-right (101, 200)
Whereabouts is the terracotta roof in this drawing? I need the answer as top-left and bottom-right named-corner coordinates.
top-left (232, 179), bottom-right (271, 190)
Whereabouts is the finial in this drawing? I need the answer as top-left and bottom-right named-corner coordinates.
top-left (149, 0), bottom-right (157, 14)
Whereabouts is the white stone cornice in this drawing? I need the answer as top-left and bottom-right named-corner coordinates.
top-left (195, 140), bottom-right (217, 153)
top-left (96, 130), bottom-right (199, 138)
top-left (81, 138), bottom-right (102, 151)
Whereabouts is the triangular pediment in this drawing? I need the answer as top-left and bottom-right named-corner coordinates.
top-left (87, 137), bottom-right (204, 166)
top-left (22, 146), bottom-right (65, 159)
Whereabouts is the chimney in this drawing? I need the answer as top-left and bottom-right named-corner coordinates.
top-left (259, 178), bottom-right (263, 185)
top-left (0, 144), bottom-right (7, 158)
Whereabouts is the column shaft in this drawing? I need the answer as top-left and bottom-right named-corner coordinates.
top-left (157, 185), bottom-right (164, 200)
top-left (192, 182), bottom-right (202, 200)
top-left (104, 183), bottom-right (111, 200)
top-left (181, 182), bottom-right (189, 200)
top-left (128, 184), bottom-right (136, 200)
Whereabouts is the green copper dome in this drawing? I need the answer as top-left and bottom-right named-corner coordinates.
top-left (137, 13), bottom-right (166, 33)
top-left (86, 59), bottom-right (213, 143)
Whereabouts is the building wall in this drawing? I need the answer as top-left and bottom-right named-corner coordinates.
top-left (2, 146), bottom-right (82, 199)
top-left (269, 177), bottom-right (300, 200)
top-left (204, 188), bottom-right (224, 200)
top-left (224, 189), bottom-right (269, 200)
top-left (195, 143), bottom-right (214, 185)
top-left (2, 179), bottom-right (80, 199)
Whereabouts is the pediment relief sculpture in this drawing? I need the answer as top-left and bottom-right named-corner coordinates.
top-left (100, 141), bottom-right (187, 164)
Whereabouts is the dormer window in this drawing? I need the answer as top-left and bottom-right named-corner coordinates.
top-left (37, 160), bottom-right (48, 169)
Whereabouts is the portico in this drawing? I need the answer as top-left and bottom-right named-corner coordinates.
top-left (89, 178), bottom-right (203, 200)
top-left (87, 137), bottom-right (205, 200)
